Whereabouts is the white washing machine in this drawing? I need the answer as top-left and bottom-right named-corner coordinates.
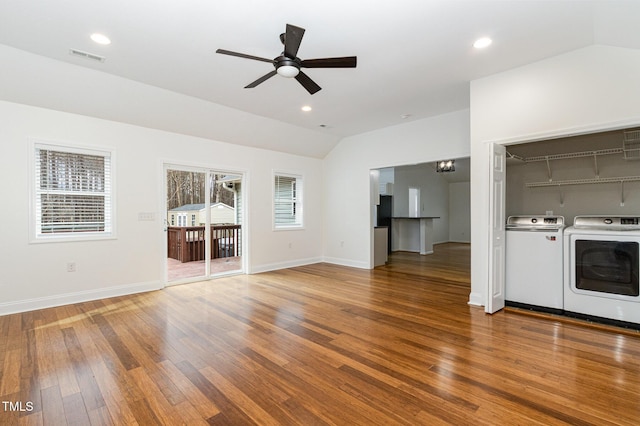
top-left (564, 215), bottom-right (640, 326)
top-left (505, 215), bottom-right (565, 311)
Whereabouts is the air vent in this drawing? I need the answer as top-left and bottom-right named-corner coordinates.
top-left (69, 49), bottom-right (106, 63)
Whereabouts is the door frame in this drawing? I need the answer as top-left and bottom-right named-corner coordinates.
top-left (162, 161), bottom-right (248, 286)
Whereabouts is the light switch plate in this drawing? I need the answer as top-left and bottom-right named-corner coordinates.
top-left (138, 212), bottom-right (156, 221)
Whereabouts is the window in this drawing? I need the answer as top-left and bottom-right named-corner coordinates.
top-left (33, 142), bottom-right (114, 241)
top-left (191, 214), bottom-right (196, 226)
top-left (274, 173), bottom-right (303, 229)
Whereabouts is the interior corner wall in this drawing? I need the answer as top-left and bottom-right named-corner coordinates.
top-left (322, 109), bottom-right (470, 269)
top-left (469, 45), bottom-right (640, 307)
top-left (0, 100), bottom-right (324, 315)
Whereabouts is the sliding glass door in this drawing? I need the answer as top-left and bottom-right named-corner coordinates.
top-left (165, 165), bottom-right (243, 284)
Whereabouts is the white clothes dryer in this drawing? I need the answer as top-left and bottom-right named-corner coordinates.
top-left (564, 216), bottom-right (640, 327)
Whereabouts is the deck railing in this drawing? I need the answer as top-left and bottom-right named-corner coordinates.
top-left (167, 225), bottom-right (241, 263)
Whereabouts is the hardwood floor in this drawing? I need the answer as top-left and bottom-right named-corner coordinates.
top-left (2, 243), bottom-right (640, 425)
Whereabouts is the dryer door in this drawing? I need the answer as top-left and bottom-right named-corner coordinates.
top-left (574, 239), bottom-right (639, 297)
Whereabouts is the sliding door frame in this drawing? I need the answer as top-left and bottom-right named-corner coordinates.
top-left (162, 161), bottom-right (247, 286)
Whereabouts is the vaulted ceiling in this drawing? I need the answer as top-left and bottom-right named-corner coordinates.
top-left (1, 1), bottom-right (639, 157)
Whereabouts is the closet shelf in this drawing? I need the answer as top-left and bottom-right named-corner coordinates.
top-left (526, 175), bottom-right (640, 188)
top-left (523, 148), bottom-right (623, 162)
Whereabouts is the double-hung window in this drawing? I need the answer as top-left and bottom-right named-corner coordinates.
top-left (274, 173), bottom-right (303, 229)
top-left (32, 142), bottom-right (114, 241)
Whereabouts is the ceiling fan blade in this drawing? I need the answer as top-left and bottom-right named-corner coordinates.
top-left (216, 49), bottom-right (273, 63)
top-left (301, 56), bottom-right (357, 68)
top-left (245, 70), bottom-right (277, 88)
top-left (295, 71), bottom-right (321, 95)
top-left (283, 24), bottom-right (305, 59)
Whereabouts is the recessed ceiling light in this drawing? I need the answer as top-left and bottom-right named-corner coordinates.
top-left (473, 37), bottom-right (492, 49)
top-left (90, 33), bottom-right (111, 45)
top-left (301, 105), bottom-right (312, 112)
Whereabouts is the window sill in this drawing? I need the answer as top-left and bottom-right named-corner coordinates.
top-left (273, 225), bottom-right (305, 232)
top-left (30, 233), bottom-right (117, 244)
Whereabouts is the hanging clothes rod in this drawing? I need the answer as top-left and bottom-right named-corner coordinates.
top-left (526, 175), bottom-right (640, 188)
top-left (523, 148), bottom-right (623, 162)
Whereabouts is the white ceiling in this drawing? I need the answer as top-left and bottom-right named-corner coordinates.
top-left (1, 1), bottom-right (639, 156)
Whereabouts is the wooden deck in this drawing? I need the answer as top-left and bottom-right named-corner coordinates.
top-left (2, 243), bottom-right (640, 424)
top-left (167, 256), bottom-right (242, 282)
top-left (167, 225), bottom-right (241, 264)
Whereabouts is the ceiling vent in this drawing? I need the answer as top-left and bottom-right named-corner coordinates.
top-left (69, 48), bottom-right (106, 63)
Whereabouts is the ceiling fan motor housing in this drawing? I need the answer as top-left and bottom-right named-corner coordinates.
top-left (276, 55), bottom-right (301, 70)
top-left (275, 55), bottom-right (301, 77)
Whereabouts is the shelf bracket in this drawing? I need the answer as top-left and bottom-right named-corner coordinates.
top-left (593, 152), bottom-right (599, 178)
top-left (545, 156), bottom-right (552, 182)
top-left (558, 185), bottom-right (564, 206)
top-left (621, 180), bottom-right (625, 207)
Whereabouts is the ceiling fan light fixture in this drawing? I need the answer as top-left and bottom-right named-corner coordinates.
top-left (277, 65), bottom-right (299, 78)
top-left (277, 65), bottom-right (300, 78)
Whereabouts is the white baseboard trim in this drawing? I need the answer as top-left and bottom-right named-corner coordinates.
top-left (250, 257), bottom-right (324, 274)
top-left (467, 292), bottom-right (484, 307)
top-left (322, 257), bottom-right (370, 269)
top-left (0, 280), bottom-right (163, 316)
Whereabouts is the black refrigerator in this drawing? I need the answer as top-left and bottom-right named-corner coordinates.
top-left (376, 195), bottom-right (393, 254)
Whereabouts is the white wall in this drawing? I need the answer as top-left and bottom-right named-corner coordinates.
top-left (0, 100), bottom-right (324, 315)
top-left (323, 109), bottom-right (470, 268)
top-left (469, 45), bottom-right (640, 307)
top-left (449, 182), bottom-right (470, 243)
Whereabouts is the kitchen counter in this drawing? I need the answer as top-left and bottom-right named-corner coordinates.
top-left (391, 216), bottom-right (440, 220)
top-left (391, 217), bottom-right (440, 255)
top-left (373, 226), bottom-right (388, 267)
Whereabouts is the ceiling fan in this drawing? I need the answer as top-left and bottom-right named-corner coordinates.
top-left (216, 24), bottom-right (357, 95)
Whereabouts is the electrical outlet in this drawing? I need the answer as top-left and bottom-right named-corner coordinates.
top-left (67, 262), bottom-right (76, 272)
top-left (288, 242), bottom-right (292, 249)
top-left (340, 241), bottom-right (345, 247)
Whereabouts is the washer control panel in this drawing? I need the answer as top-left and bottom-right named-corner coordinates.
top-left (574, 216), bottom-right (640, 230)
top-left (506, 215), bottom-right (565, 230)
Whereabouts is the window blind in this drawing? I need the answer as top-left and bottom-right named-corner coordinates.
top-left (274, 174), bottom-right (302, 228)
top-left (35, 146), bottom-right (112, 236)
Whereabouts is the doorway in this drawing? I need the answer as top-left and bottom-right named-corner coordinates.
top-left (371, 158), bottom-right (471, 273)
top-left (165, 165), bottom-right (244, 284)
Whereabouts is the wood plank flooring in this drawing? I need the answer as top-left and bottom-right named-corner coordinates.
top-left (2, 243), bottom-right (640, 425)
